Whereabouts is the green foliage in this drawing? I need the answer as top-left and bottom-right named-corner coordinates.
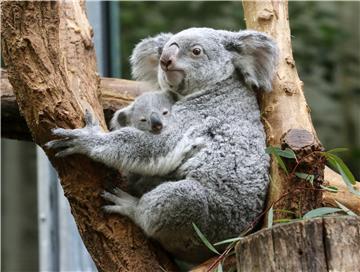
top-left (335, 200), bottom-right (357, 216)
top-left (265, 146), bottom-right (294, 174)
top-left (303, 207), bottom-right (343, 219)
top-left (215, 262), bottom-right (223, 272)
top-left (192, 223), bottom-right (220, 255)
top-left (319, 185), bottom-right (338, 193)
top-left (267, 206), bottom-right (274, 228)
top-left (295, 172), bottom-right (314, 185)
top-left (214, 237), bottom-right (242, 246)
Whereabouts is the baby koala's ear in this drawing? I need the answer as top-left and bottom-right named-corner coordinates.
top-left (222, 30), bottom-right (279, 92)
top-left (130, 33), bottom-right (173, 86)
top-left (110, 106), bottom-right (131, 130)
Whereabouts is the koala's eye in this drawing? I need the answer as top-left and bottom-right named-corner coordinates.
top-left (163, 109), bottom-right (169, 115)
top-left (192, 47), bottom-right (202, 56)
top-left (140, 117), bottom-right (147, 122)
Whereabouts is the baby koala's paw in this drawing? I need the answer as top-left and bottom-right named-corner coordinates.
top-left (101, 188), bottom-right (139, 219)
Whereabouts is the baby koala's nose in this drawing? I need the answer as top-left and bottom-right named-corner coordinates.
top-left (150, 113), bottom-right (163, 133)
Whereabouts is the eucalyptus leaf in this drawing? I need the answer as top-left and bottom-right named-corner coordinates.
top-left (266, 146), bottom-right (291, 174)
top-left (335, 200), bottom-right (358, 216)
top-left (303, 207), bottom-right (342, 219)
top-left (266, 146), bottom-right (296, 159)
top-left (327, 148), bottom-right (348, 154)
top-left (216, 263), bottom-right (223, 272)
top-left (320, 185), bottom-right (338, 193)
top-left (324, 153), bottom-right (355, 185)
top-left (267, 206), bottom-right (274, 228)
top-left (192, 223), bottom-right (220, 255)
top-left (295, 172), bottom-right (314, 185)
top-left (214, 237), bottom-right (242, 246)
top-left (273, 218), bottom-right (292, 223)
top-left (273, 209), bottom-right (296, 215)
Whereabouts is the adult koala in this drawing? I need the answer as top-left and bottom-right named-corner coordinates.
top-left (46, 28), bottom-right (278, 263)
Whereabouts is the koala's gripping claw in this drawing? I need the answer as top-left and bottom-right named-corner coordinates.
top-left (101, 188), bottom-right (139, 218)
top-left (45, 109), bottom-right (103, 157)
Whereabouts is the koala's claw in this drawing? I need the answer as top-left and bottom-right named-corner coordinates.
top-left (45, 139), bottom-right (74, 149)
top-left (101, 189), bottom-right (139, 218)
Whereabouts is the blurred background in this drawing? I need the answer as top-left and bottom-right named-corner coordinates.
top-left (1, 1), bottom-right (359, 271)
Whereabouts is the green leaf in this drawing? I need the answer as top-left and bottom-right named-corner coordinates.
top-left (273, 209), bottom-right (296, 215)
top-left (320, 185), bottom-right (338, 193)
top-left (214, 237), bottom-right (242, 246)
top-left (192, 223), bottom-right (220, 255)
top-left (295, 172), bottom-right (314, 185)
top-left (216, 263), bottom-right (223, 272)
top-left (267, 206), bottom-right (274, 228)
top-left (303, 207), bottom-right (342, 219)
top-left (266, 146), bottom-right (296, 159)
top-left (335, 200), bottom-right (358, 216)
top-left (266, 147), bottom-right (289, 174)
top-left (327, 148), bottom-right (349, 154)
top-left (324, 153), bottom-right (356, 185)
top-left (322, 152), bottom-right (360, 196)
top-left (273, 218), bottom-right (292, 223)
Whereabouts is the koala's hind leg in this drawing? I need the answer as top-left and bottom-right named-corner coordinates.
top-left (101, 189), bottom-right (139, 218)
top-left (134, 179), bottom-right (214, 263)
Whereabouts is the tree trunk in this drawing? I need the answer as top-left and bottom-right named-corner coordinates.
top-left (1, 1), bottom-right (176, 271)
top-left (242, 0), bottom-right (325, 220)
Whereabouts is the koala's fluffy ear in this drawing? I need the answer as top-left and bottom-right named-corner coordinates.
top-left (130, 33), bottom-right (173, 85)
top-left (110, 106), bottom-right (130, 130)
top-left (223, 30), bottom-right (279, 92)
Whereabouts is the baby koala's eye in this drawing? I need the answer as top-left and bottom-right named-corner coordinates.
top-left (192, 47), bottom-right (202, 56)
top-left (162, 109), bottom-right (169, 115)
top-left (140, 117), bottom-right (147, 122)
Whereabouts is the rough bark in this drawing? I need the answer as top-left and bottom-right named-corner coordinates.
top-left (1, 68), bottom-right (150, 140)
top-left (242, 1), bottom-right (325, 219)
top-left (235, 216), bottom-right (360, 272)
top-left (1, 1), bottom-right (176, 271)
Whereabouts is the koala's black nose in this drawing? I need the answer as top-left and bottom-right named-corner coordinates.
top-left (160, 44), bottom-right (178, 71)
top-left (150, 112), bottom-right (163, 133)
top-left (160, 56), bottom-right (176, 71)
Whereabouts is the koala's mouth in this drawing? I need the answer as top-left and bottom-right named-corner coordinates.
top-left (164, 70), bottom-right (185, 88)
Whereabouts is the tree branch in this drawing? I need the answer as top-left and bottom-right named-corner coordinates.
top-left (1, 68), bottom-right (149, 140)
top-left (1, 1), bottom-right (176, 271)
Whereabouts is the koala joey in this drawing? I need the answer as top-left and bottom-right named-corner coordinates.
top-left (110, 90), bottom-right (182, 196)
top-left (110, 90), bottom-right (177, 134)
top-left (46, 27), bottom-right (278, 263)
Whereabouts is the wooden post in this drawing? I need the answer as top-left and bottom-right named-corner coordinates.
top-left (236, 216), bottom-right (360, 272)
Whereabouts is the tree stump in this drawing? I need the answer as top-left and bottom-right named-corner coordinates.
top-left (236, 216), bottom-right (360, 272)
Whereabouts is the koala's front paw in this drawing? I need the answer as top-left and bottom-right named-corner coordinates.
top-left (45, 109), bottom-right (102, 157)
top-left (101, 188), bottom-right (139, 219)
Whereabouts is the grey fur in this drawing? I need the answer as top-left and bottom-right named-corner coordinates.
top-left (46, 27), bottom-right (278, 263)
top-left (110, 90), bottom-right (175, 134)
top-left (110, 90), bottom-right (183, 196)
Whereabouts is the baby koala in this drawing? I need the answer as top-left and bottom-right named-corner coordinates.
top-left (110, 90), bottom-right (177, 134)
top-left (109, 90), bottom-right (199, 196)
